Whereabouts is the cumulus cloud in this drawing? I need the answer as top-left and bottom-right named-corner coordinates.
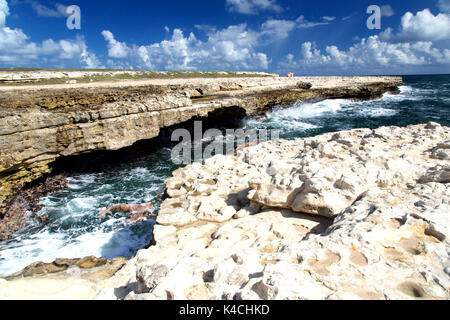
top-left (279, 36), bottom-right (450, 75)
top-left (102, 25), bottom-right (270, 71)
top-left (226, 0), bottom-right (282, 15)
top-left (102, 30), bottom-right (130, 58)
top-left (438, 0), bottom-right (450, 13)
top-left (381, 9), bottom-right (450, 42)
top-left (0, 0), bottom-right (101, 68)
top-left (101, 12), bottom-right (339, 71)
top-left (0, 28), bottom-right (102, 68)
top-left (0, 0), bottom-right (9, 26)
top-left (279, 7), bottom-right (450, 75)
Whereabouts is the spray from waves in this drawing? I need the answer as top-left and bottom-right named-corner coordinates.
top-left (244, 99), bottom-right (347, 133)
top-left (399, 85), bottom-right (413, 93)
top-left (276, 99), bottom-right (346, 118)
top-left (0, 219), bottom-right (153, 276)
top-left (0, 165), bottom-right (162, 276)
top-left (244, 94), bottom-right (402, 136)
top-left (1, 75), bottom-right (447, 277)
top-left (384, 85), bottom-right (440, 102)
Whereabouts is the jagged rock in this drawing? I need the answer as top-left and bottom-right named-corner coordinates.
top-left (3, 123), bottom-right (447, 300)
top-left (0, 256), bottom-right (131, 300)
top-left (5, 256), bottom-right (110, 279)
top-left (0, 75), bottom-right (402, 230)
top-left (5, 122), bottom-right (448, 301)
top-left (420, 165), bottom-right (450, 183)
top-left (121, 123), bottom-right (449, 300)
top-left (296, 81), bottom-right (312, 89)
top-left (136, 264), bottom-right (169, 294)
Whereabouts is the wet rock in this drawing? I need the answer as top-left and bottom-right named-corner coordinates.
top-left (6, 256), bottom-right (109, 279)
top-left (296, 81), bottom-right (312, 89)
top-left (0, 256), bottom-right (129, 300)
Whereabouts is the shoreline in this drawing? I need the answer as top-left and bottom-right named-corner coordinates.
top-left (1, 122), bottom-right (448, 300)
top-left (0, 76), bottom-right (402, 240)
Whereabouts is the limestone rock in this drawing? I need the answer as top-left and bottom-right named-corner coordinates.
top-left (5, 122), bottom-right (449, 301)
top-left (123, 123), bottom-right (449, 300)
top-left (0, 75), bottom-right (402, 227)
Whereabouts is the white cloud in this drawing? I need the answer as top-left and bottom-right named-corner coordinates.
top-left (0, 28), bottom-right (102, 68)
top-left (438, 0), bottom-right (450, 13)
top-left (101, 12), bottom-right (338, 71)
top-left (321, 16), bottom-right (336, 22)
top-left (0, 0), bottom-right (9, 26)
top-left (381, 9), bottom-right (450, 42)
top-left (102, 25), bottom-right (269, 71)
top-left (0, 0), bottom-right (101, 68)
top-left (296, 15), bottom-right (331, 28)
top-left (279, 8), bottom-right (450, 75)
top-left (29, 1), bottom-right (68, 17)
top-left (102, 30), bottom-right (130, 58)
top-left (279, 36), bottom-right (450, 75)
top-left (260, 19), bottom-right (296, 40)
top-left (194, 24), bottom-right (218, 36)
top-left (226, 0), bottom-right (282, 15)
top-left (381, 5), bottom-right (395, 17)
top-left (10, 0), bottom-right (68, 17)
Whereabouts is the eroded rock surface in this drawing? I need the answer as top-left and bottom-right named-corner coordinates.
top-left (3, 123), bottom-right (447, 301)
top-left (0, 256), bottom-right (132, 300)
top-left (119, 123), bottom-right (449, 300)
top-left (0, 76), bottom-right (401, 238)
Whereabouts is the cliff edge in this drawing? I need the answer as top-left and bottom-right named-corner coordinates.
top-left (0, 76), bottom-right (401, 239)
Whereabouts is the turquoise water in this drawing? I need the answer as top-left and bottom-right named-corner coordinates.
top-left (0, 75), bottom-right (449, 276)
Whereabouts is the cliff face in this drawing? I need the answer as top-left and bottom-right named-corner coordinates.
top-left (115, 123), bottom-right (450, 300)
top-left (0, 76), bottom-right (401, 229)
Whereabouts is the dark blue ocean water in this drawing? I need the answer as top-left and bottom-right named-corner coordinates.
top-left (0, 75), bottom-right (449, 276)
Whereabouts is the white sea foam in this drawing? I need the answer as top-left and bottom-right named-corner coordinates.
top-left (246, 99), bottom-right (348, 132)
top-left (66, 197), bottom-right (98, 213)
top-left (399, 85), bottom-right (413, 93)
top-left (355, 107), bottom-right (398, 118)
top-left (276, 99), bottom-right (346, 118)
top-left (68, 173), bottom-right (100, 187)
top-left (385, 85), bottom-right (438, 102)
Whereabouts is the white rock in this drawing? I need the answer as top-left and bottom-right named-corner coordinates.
top-left (114, 124), bottom-right (450, 300)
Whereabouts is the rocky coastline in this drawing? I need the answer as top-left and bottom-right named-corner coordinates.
top-left (1, 122), bottom-right (448, 300)
top-left (0, 75), bottom-right (401, 239)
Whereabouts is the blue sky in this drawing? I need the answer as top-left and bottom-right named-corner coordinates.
top-left (1, 0), bottom-right (449, 75)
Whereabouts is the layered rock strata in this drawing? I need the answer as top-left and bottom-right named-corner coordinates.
top-left (0, 76), bottom-right (401, 224)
